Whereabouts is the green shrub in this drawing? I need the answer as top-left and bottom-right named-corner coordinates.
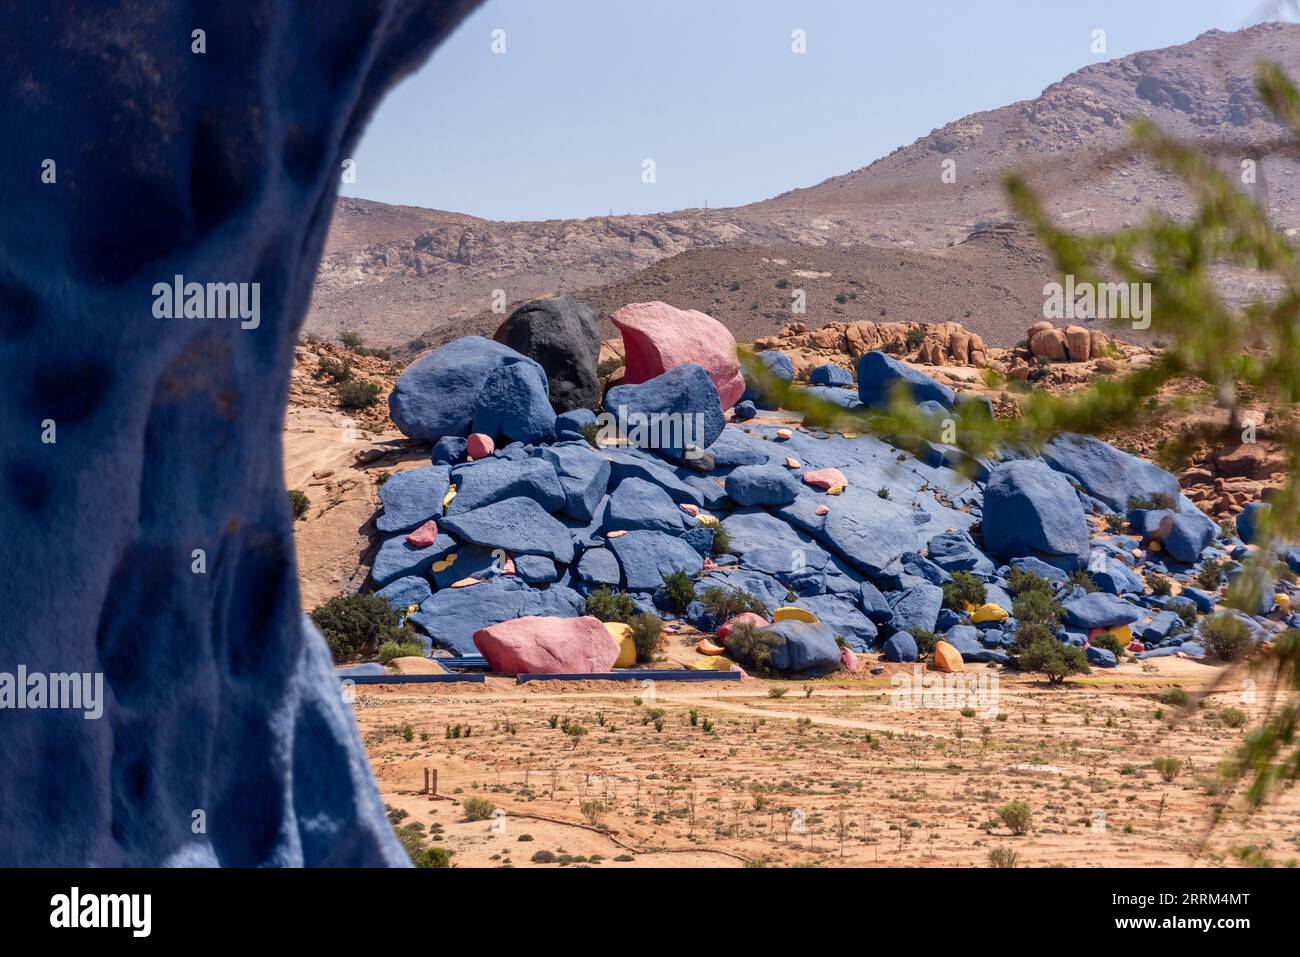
top-left (1152, 757), bottom-right (1182, 783)
top-left (910, 629), bottom-right (938, 658)
top-left (1007, 567), bottom-right (1054, 597)
top-left (1199, 612), bottom-right (1252, 661)
top-left (1219, 706), bottom-right (1247, 729)
top-left (584, 587), bottom-right (639, 624)
top-left (311, 593), bottom-right (405, 662)
top-left (377, 640), bottom-right (424, 663)
top-left (727, 622), bottom-right (781, 674)
top-left (1068, 569), bottom-right (1099, 593)
top-left (1127, 492), bottom-right (1177, 512)
top-left (1195, 558), bottom-right (1227, 591)
top-left (288, 488), bottom-right (310, 519)
top-left (1103, 513), bottom-right (1128, 533)
top-left (699, 586), bottom-right (767, 622)
top-left (710, 523), bottom-right (733, 556)
top-left (461, 797), bottom-right (495, 822)
top-left (314, 356), bottom-right (353, 383)
top-left (1158, 687), bottom-right (1189, 706)
top-left (338, 379), bottom-right (382, 410)
top-left (414, 846), bottom-right (452, 868)
top-left (661, 570), bottom-right (697, 615)
top-left (942, 571), bottom-right (987, 611)
top-left (1014, 635), bottom-right (1089, 685)
top-left (997, 801), bottom-right (1032, 835)
top-left (1173, 601), bottom-right (1198, 628)
top-left (338, 330), bottom-right (364, 350)
top-left (628, 613), bottom-right (664, 664)
top-left (988, 846), bottom-right (1019, 868)
top-left (1147, 573), bottom-right (1172, 596)
top-left (1090, 632), bottom-right (1127, 659)
top-left (1012, 589), bottom-right (1064, 628)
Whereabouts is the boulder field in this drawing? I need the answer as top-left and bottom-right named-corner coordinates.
top-left (371, 317), bottom-right (1297, 680)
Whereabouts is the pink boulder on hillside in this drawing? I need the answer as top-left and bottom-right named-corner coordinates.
top-left (473, 615), bottom-right (619, 676)
top-left (717, 612), bottom-right (768, 641)
top-left (612, 301), bottom-right (745, 409)
top-left (840, 645), bottom-right (861, 674)
top-left (466, 433), bottom-right (494, 460)
top-left (802, 467), bottom-right (848, 491)
top-left (405, 519), bottom-right (439, 547)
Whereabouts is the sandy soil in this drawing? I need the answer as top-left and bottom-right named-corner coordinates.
top-left (356, 629), bottom-right (1300, 869)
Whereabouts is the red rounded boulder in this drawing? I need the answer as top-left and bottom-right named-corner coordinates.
top-left (473, 615), bottom-right (620, 676)
top-left (612, 301), bottom-right (745, 409)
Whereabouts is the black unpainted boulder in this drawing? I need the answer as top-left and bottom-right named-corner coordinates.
top-left (495, 294), bottom-right (602, 413)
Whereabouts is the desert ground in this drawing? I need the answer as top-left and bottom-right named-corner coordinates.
top-left (357, 648), bottom-right (1300, 868)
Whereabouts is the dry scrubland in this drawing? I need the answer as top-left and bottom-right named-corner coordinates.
top-left (359, 642), bottom-right (1300, 869)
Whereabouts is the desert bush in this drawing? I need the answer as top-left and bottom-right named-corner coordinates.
top-left (727, 622), bottom-right (781, 675)
top-left (710, 523), bottom-right (733, 556)
top-left (699, 586), bottom-right (768, 622)
top-left (1195, 558), bottom-right (1227, 591)
top-left (1127, 492), bottom-right (1177, 512)
top-left (1158, 687), bottom-right (1189, 706)
top-left (1147, 573), bottom-right (1172, 596)
top-left (414, 846), bottom-right (451, 868)
top-left (1068, 569), bottom-right (1099, 593)
top-left (1007, 567), bottom-right (1054, 598)
top-left (987, 846), bottom-right (1019, 868)
top-left (288, 488), bottom-right (310, 519)
top-left (377, 640), bottom-right (424, 664)
top-left (910, 628), bottom-right (938, 658)
top-left (311, 593), bottom-right (405, 662)
top-left (997, 801), bottom-right (1032, 836)
top-left (1152, 757), bottom-right (1183, 783)
top-left (1012, 589), bottom-right (1064, 628)
top-left (628, 613), bottom-right (664, 663)
top-left (1090, 632), bottom-right (1127, 659)
top-left (1103, 512), bottom-right (1128, 533)
top-left (338, 379), bottom-right (381, 410)
top-left (584, 587), bottom-right (639, 624)
top-left (314, 356), bottom-right (352, 383)
top-left (461, 797), bottom-right (495, 822)
top-left (661, 570), bottom-right (697, 615)
top-left (1014, 635), bottom-right (1089, 685)
top-left (942, 571), bottom-right (987, 611)
top-left (1199, 612), bottom-right (1252, 661)
top-left (338, 330), bottom-right (364, 350)
top-left (1219, 707), bottom-right (1247, 729)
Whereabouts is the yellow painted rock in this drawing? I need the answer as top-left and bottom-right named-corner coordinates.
top-left (689, 656), bottom-right (737, 671)
top-left (827, 485), bottom-right (844, 495)
top-left (605, 621), bottom-right (636, 668)
top-left (1276, 593), bottom-right (1291, 613)
top-left (390, 657), bottom-right (447, 675)
top-left (695, 513), bottom-right (720, 527)
top-left (933, 640), bottom-right (965, 673)
top-left (773, 606), bottom-right (817, 624)
top-left (442, 484), bottom-right (457, 509)
top-left (969, 603), bottom-right (1009, 624)
top-left (1149, 540), bottom-right (1162, 552)
top-left (431, 553), bottom-right (457, 573)
top-left (1106, 624), bottom-right (1133, 644)
top-left (606, 529), bottom-right (628, 538)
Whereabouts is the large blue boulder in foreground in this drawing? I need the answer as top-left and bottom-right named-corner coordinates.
top-left (760, 620), bottom-right (842, 677)
top-left (608, 530), bottom-right (704, 591)
top-left (391, 336), bottom-right (545, 443)
top-left (725, 464), bottom-right (801, 507)
top-left (857, 351), bottom-right (955, 409)
top-left (605, 364), bottom-right (725, 461)
top-left (1042, 433), bottom-right (1181, 513)
top-left (441, 497), bottom-right (575, 564)
top-left (0, 0), bottom-right (480, 866)
top-left (983, 460), bottom-right (1089, 569)
top-left (375, 465), bottom-right (452, 533)
top-left (471, 360), bottom-right (557, 445)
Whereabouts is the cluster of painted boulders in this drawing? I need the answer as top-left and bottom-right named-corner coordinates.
top-left (369, 301), bottom-right (1292, 676)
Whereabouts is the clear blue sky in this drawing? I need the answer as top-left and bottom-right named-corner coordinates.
top-left (342, 0), bottom-right (1277, 221)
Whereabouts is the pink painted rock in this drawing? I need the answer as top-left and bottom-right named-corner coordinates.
top-left (679, 503), bottom-right (700, 517)
top-left (611, 301), bottom-right (745, 408)
top-left (473, 615), bottom-right (619, 676)
top-left (840, 645), bottom-right (861, 674)
top-left (405, 519), bottom-right (439, 547)
top-left (803, 467), bottom-right (849, 491)
top-left (466, 433), bottom-right (494, 460)
top-left (717, 612), bottom-right (768, 642)
top-left (815, 505), bottom-right (830, 516)
top-left (500, 556), bottom-right (516, 576)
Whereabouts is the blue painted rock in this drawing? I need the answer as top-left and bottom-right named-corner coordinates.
top-left (432, 435), bottom-right (468, 465)
top-left (791, 594), bottom-right (879, 652)
top-left (857, 351), bottom-right (955, 408)
top-left (725, 464), bottom-right (801, 507)
top-left (449, 457), bottom-right (565, 514)
top-left (372, 533), bottom-right (456, 588)
top-left (604, 364), bottom-right (726, 461)
top-left (608, 530), bottom-right (704, 591)
top-left (1041, 433), bottom-right (1181, 513)
top-left (926, 531), bottom-right (995, 576)
top-left (375, 465), bottom-right (451, 534)
top-left (391, 336), bottom-right (544, 442)
top-left (881, 631), bottom-right (919, 662)
top-left (374, 576), bottom-right (433, 613)
top-left (409, 578), bottom-right (585, 656)
top-left (605, 477), bottom-right (693, 534)
top-left (574, 547), bottom-right (622, 590)
top-left (1237, 501), bottom-right (1270, 545)
top-left (538, 442), bottom-right (611, 522)
top-left (471, 360), bottom-right (557, 445)
top-left (555, 407), bottom-right (598, 434)
top-left (888, 580), bottom-right (944, 635)
top-left (733, 399), bottom-right (758, 420)
top-left (983, 460), bottom-right (1089, 569)
top-left (441, 497), bottom-right (575, 564)
top-left (762, 620), bottom-right (842, 677)
top-left (1062, 593), bottom-right (1144, 629)
top-left (742, 350), bottom-right (794, 404)
top-left (809, 364), bottom-right (853, 387)
top-left (1085, 645), bottom-right (1118, 667)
